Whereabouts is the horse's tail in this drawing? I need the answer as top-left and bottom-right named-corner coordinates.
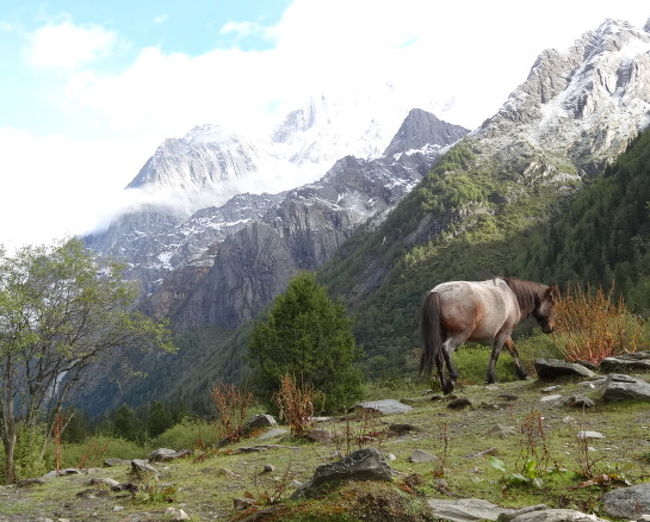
top-left (420, 291), bottom-right (443, 379)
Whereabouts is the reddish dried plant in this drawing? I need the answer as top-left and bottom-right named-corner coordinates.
top-left (211, 382), bottom-right (254, 442)
top-left (552, 284), bottom-right (644, 365)
top-left (273, 374), bottom-right (318, 436)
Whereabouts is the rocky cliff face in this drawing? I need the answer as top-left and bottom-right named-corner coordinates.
top-left (87, 108), bottom-right (468, 328)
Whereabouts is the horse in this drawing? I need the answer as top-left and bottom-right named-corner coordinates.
top-left (420, 277), bottom-right (559, 394)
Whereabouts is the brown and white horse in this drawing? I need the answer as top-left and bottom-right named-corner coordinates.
top-left (420, 277), bottom-right (559, 394)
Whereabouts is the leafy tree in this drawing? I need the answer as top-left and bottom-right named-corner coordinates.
top-left (146, 401), bottom-right (173, 438)
top-left (248, 272), bottom-right (363, 413)
top-left (113, 404), bottom-right (145, 443)
top-left (0, 239), bottom-right (173, 483)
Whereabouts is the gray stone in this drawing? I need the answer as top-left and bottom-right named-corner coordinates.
top-left (257, 427), bottom-right (290, 440)
top-left (427, 498), bottom-right (517, 521)
top-left (291, 448), bottom-right (392, 499)
top-left (534, 359), bottom-right (597, 380)
top-left (498, 505), bottom-right (548, 521)
top-left (602, 373), bottom-right (650, 401)
top-left (148, 448), bottom-right (193, 461)
top-left (164, 507), bottom-right (190, 521)
top-left (304, 429), bottom-right (335, 443)
top-left (242, 414), bottom-right (277, 435)
top-left (562, 394), bottom-right (595, 408)
top-left (506, 508), bottom-right (608, 522)
top-left (353, 399), bottom-right (413, 416)
top-left (600, 351), bottom-right (650, 372)
top-left (577, 431), bottom-right (605, 440)
top-left (488, 424), bottom-right (517, 439)
top-left (263, 464), bottom-right (275, 473)
top-left (540, 394), bottom-right (563, 403)
top-left (131, 459), bottom-right (158, 477)
top-left (104, 458), bottom-right (131, 467)
top-left (408, 449), bottom-right (439, 463)
top-left (542, 385), bottom-right (561, 393)
top-left (17, 478), bottom-right (46, 487)
top-left (88, 477), bottom-right (120, 488)
top-left (602, 483), bottom-right (650, 518)
top-left (448, 397), bottom-right (473, 409)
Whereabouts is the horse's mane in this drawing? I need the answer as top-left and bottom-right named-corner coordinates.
top-left (503, 277), bottom-right (547, 316)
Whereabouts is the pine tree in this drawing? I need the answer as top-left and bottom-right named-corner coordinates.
top-left (248, 272), bottom-right (363, 413)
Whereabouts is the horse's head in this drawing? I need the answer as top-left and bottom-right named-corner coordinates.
top-left (533, 284), bottom-right (560, 334)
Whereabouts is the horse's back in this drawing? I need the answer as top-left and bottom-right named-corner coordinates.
top-left (430, 279), bottom-right (519, 340)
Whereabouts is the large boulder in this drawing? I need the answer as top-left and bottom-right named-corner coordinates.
top-left (600, 351), bottom-right (650, 372)
top-left (241, 414), bottom-right (277, 435)
top-left (601, 374), bottom-right (650, 401)
top-left (427, 498), bottom-right (521, 521)
top-left (602, 483), bottom-right (650, 518)
top-left (291, 448), bottom-right (392, 499)
top-left (534, 359), bottom-right (597, 380)
top-left (504, 508), bottom-right (609, 522)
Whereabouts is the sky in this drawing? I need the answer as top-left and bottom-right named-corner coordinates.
top-left (0, 1), bottom-right (648, 250)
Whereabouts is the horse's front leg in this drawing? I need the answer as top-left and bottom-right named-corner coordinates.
top-left (504, 337), bottom-right (528, 380)
top-left (486, 332), bottom-right (508, 384)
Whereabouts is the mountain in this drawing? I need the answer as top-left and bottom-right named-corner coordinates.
top-left (318, 18), bottom-right (650, 374)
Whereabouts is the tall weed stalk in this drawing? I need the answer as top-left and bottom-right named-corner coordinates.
top-left (211, 382), bottom-right (254, 443)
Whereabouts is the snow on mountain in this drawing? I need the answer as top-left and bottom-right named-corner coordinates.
top-left (122, 85), bottom-right (447, 215)
top-left (479, 18), bottom-right (650, 174)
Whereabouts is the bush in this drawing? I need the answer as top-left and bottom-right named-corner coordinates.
top-left (151, 419), bottom-right (216, 450)
top-left (59, 435), bottom-right (145, 469)
top-left (14, 425), bottom-right (47, 480)
top-left (552, 285), bottom-right (645, 365)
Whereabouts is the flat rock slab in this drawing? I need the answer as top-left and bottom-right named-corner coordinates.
top-left (600, 351), bottom-right (650, 372)
top-left (534, 359), bottom-right (597, 380)
top-left (353, 399), bottom-right (413, 416)
top-left (427, 498), bottom-right (517, 521)
top-left (602, 483), bottom-right (650, 518)
top-left (409, 449), bottom-right (438, 463)
top-left (104, 458), bottom-right (131, 467)
top-left (601, 373), bottom-right (650, 401)
top-left (505, 508), bottom-right (609, 522)
top-left (149, 448), bottom-right (193, 461)
top-left (291, 448), bottom-right (392, 499)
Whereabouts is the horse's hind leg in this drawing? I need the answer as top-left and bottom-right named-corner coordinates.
top-left (486, 332), bottom-right (509, 384)
top-left (504, 337), bottom-right (527, 380)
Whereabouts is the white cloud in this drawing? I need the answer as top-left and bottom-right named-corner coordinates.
top-left (4, 0), bottom-right (650, 248)
top-left (27, 21), bottom-right (117, 70)
top-left (153, 14), bottom-right (168, 24)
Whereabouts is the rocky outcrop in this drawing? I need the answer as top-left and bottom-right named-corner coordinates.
top-left (602, 483), bottom-right (650, 518)
top-left (601, 373), bottom-right (650, 401)
top-left (384, 108), bottom-right (469, 156)
top-left (291, 448), bottom-right (392, 499)
top-left (533, 359), bottom-right (597, 380)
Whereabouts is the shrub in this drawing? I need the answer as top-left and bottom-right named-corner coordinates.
top-left (152, 419), bottom-right (216, 450)
top-left (211, 382), bottom-right (254, 442)
top-left (274, 374), bottom-right (318, 436)
top-left (60, 435), bottom-right (145, 469)
top-left (552, 285), bottom-right (645, 365)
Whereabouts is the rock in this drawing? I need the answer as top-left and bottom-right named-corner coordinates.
top-left (164, 507), bottom-right (190, 521)
top-left (242, 414), bottom-right (277, 435)
top-left (601, 373), bottom-right (650, 401)
top-left (131, 459), bottom-right (158, 477)
top-left (409, 449), bottom-right (438, 463)
top-left (291, 448), bottom-right (392, 499)
top-left (304, 429), bottom-right (335, 443)
top-left (542, 385), bottom-right (561, 393)
top-left (257, 427), bottom-right (290, 440)
top-left (427, 498), bottom-right (518, 521)
top-left (448, 397), bottom-right (473, 409)
top-left (263, 464), bottom-right (276, 473)
top-left (353, 399), bottom-right (413, 416)
top-left (577, 431), bottom-right (605, 440)
top-left (488, 424), bottom-right (517, 439)
top-left (563, 394), bottom-right (595, 408)
top-left (539, 394), bottom-right (563, 403)
top-left (504, 508), bottom-right (608, 522)
top-left (148, 448), bottom-right (193, 461)
top-left (534, 359), bottom-right (597, 380)
top-left (233, 497), bottom-right (257, 511)
top-left (386, 453), bottom-right (397, 462)
top-left (216, 467), bottom-right (240, 478)
top-left (104, 458), bottom-right (131, 467)
top-left (600, 351), bottom-right (650, 372)
top-left (17, 478), bottom-right (46, 487)
top-left (88, 477), bottom-right (120, 488)
top-left (602, 483), bottom-right (650, 518)
top-left (387, 423), bottom-right (419, 435)
top-left (112, 505), bottom-right (124, 512)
